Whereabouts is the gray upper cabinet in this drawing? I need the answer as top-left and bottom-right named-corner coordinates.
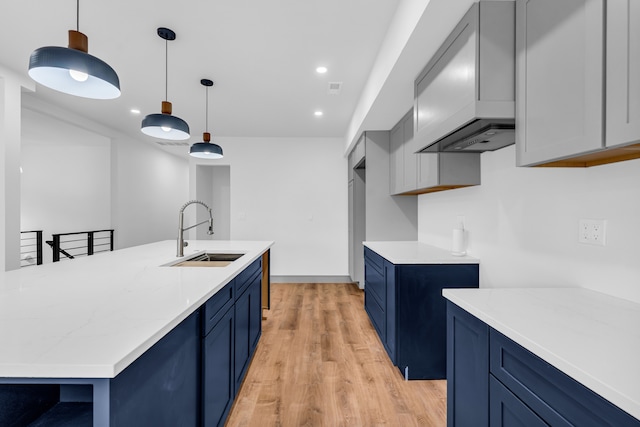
top-left (516, 0), bottom-right (605, 167)
top-left (517, 0), bottom-right (640, 167)
top-left (390, 109), bottom-right (481, 195)
top-left (606, 0), bottom-right (640, 150)
top-left (416, 153), bottom-right (481, 194)
top-left (402, 113), bottom-right (417, 190)
top-left (352, 134), bottom-right (366, 170)
top-left (390, 110), bottom-right (417, 195)
top-left (390, 118), bottom-right (405, 195)
top-left (414, 1), bottom-right (515, 153)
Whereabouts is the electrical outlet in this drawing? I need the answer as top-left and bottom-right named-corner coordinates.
top-left (578, 219), bottom-right (606, 246)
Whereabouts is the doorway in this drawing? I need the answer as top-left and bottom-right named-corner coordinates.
top-left (195, 165), bottom-right (231, 240)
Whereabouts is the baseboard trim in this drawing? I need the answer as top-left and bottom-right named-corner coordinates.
top-left (271, 275), bottom-right (354, 284)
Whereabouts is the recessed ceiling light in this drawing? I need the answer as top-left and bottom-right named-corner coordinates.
top-left (130, 108), bottom-right (141, 115)
top-left (314, 111), bottom-right (323, 117)
top-left (316, 66), bottom-right (328, 74)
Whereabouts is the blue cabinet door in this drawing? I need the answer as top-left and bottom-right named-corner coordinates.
top-left (234, 286), bottom-right (250, 394)
top-left (447, 301), bottom-right (489, 427)
top-left (234, 273), bottom-right (262, 394)
top-left (398, 264), bottom-right (479, 380)
top-left (203, 306), bottom-right (235, 427)
top-left (110, 311), bottom-right (200, 427)
top-left (364, 249), bottom-right (386, 342)
top-left (248, 275), bottom-right (262, 354)
top-left (384, 261), bottom-right (396, 364)
top-left (489, 376), bottom-right (548, 427)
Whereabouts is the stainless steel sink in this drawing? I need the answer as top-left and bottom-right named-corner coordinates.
top-left (171, 252), bottom-right (245, 267)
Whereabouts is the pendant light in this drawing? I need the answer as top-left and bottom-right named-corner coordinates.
top-left (141, 27), bottom-right (190, 140)
top-left (28, 0), bottom-right (120, 99)
top-left (189, 79), bottom-right (224, 159)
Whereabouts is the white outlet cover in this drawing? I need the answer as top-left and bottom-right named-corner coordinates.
top-left (579, 219), bottom-right (606, 246)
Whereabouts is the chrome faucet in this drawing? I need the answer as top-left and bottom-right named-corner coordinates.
top-left (177, 200), bottom-right (214, 257)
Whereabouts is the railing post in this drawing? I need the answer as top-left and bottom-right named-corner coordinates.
top-left (109, 230), bottom-right (114, 251)
top-left (36, 231), bottom-right (43, 265)
top-left (88, 232), bottom-right (94, 256)
top-left (52, 235), bottom-right (60, 262)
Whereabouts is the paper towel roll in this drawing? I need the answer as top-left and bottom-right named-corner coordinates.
top-left (452, 229), bottom-right (466, 256)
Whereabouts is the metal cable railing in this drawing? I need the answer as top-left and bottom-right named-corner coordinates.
top-left (20, 230), bottom-right (43, 267)
top-left (47, 229), bottom-right (114, 262)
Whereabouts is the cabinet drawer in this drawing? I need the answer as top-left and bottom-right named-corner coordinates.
top-left (490, 329), bottom-right (640, 427)
top-left (489, 375), bottom-right (547, 427)
top-left (365, 290), bottom-right (385, 340)
top-left (364, 248), bottom-right (384, 274)
top-left (364, 262), bottom-right (385, 305)
top-left (202, 281), bottom-right (234, 337)
top-left (364, 248), bottom-right (386, 304)
top-left (235, 258), bottom-right (262, 299)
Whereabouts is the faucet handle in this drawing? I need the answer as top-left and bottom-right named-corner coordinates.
top-left (183, 241), bottom-right (189, 248)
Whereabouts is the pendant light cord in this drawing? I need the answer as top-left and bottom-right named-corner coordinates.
top-left (205, 86), bottom-right (209, 131)
top-left (165, 39), bottom-right (169, 102)
top-left (76, 0), bottom-right (80, 31)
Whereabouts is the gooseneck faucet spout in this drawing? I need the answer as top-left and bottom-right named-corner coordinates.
top-left (177, 200), bottom-right (214, 257)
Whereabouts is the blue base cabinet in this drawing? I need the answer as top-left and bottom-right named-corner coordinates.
top-left (203, 305), bottom-right (235, 427)
top-left (234, 260), bottom-right (262, 394)
top-left (364, 247), bottom-right (479, 380)
top-left (446, 301), bottom-right (489, 427)
top-left (447, 301), bottom-right (640, 427)
top-left (110, 311), bottom-right (201, 427)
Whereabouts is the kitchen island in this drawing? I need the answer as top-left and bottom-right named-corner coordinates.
top-left (444, 288), bottom-right (640, 425)
top-left (0, 240), bottom-right (273, 426)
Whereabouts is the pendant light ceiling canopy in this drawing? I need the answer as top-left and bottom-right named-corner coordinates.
top-left (28, 0), bottom-right (120, 99)
top-left (141, 27), bottom-right (190, 141)
top-left (190, 79), bottom-right (224, 159)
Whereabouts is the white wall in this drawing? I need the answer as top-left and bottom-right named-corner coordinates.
top-left (190, 137), bottom-right (348, 278)
top-left (417, 145), bottom-right (640, 303)
top-left (21, 109), bottom-right (112, 263)
top-left (19, 97), bottom-right (189, 258)
top-left (110, 136), bottom-right (189, 250)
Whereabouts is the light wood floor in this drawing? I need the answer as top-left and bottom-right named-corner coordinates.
top-left (225, 283), bottom-right (447, 427)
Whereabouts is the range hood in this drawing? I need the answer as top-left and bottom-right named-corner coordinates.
top-left (419, 118), bottom-right (515, 153)
top-left (413, 2), bottom-right (515, 154)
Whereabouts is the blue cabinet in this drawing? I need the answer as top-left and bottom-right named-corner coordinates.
top-left (447, 302), bottom-right (640, 427)
top-left (364, 249), bottom-right (386, 343)
top-left (202, 291), bottom-right (235, 427)
top-left (384, 261), bottom-right (396, 362)
top-left (364, 247), bottom-right (479, 379)
top-left (446, 301), bottom-right (489, 427)
top-left (234, 258), bottom-right (262, 394)
top-left (489, 376), bottom-right (547, 427)
top-left (110, 310), bottom-right (201, 426)
top-left (364, 248), bottom-right (395, 362)
top-left (203, 257), bottom-right (263, 426)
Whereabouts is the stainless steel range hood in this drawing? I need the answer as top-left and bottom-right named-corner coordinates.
top-left (419, 119), bottom-right (515, 153)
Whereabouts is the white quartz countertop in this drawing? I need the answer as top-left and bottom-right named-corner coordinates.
top-left (443, 288), bottom-right (640, 420)
top-left (363, 241), bottom-right (479, 264)
top-left (0, 240), bottom-right (273, 379)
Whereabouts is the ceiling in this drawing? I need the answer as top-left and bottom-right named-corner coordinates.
top-left (2, 0), bottom-right (481, 159)
top-left (1, 0), bottom-right (401, 155)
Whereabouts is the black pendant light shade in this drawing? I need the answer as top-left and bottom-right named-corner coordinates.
top-left (190, 140), bottom-right (223, 159)
top-left (189, 79), bottom-right (223, 159)
top-left (28, 2), bottom-right (120, 99)
top-left (141, 27), bottom-right (190, 141)
top-left (141, 102), bottom-right (190, 140)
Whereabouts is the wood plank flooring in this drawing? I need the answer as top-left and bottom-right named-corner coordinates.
top-left (225, 283), bottom-right (447, 427)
